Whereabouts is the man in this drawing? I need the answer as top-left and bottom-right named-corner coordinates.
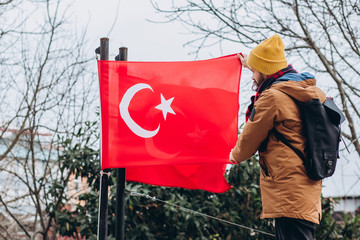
top-left (229, 35), bottom-right (324, 240)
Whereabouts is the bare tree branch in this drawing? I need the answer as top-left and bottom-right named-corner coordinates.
top-left (0, 0), bottom-right (97, 238)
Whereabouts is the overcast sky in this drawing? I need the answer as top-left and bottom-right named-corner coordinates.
top-left (77, 0), bottom-right (254, 112)
top-left (74, 0), bottom-right (243, 61)
top-left (75, 0), bottom-right (253, 116)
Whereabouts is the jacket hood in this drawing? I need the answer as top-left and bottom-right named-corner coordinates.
top-left (276, 72), bottom-right (315, 82)
top-left (270, 72), bottom-right (326, 103)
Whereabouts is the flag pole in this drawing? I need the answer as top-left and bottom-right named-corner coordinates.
top-left (115, 47), bottom-right (127, 240)
top-left (97, 37), bottom-right (110, 240)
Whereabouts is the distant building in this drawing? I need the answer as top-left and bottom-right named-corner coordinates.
top-left (322, 151), bottom-right (360, 216)
top-left (0, 128), bottom-right (89, 239)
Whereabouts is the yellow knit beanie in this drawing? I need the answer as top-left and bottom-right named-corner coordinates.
top-left (247, 35), bottom-right (287, 75)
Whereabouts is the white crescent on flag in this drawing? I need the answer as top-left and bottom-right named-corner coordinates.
top-left (119, 83), bottom-right (160, 138)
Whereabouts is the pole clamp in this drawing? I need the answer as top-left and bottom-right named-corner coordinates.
top-left (100, 170), bottom-right (111, 177)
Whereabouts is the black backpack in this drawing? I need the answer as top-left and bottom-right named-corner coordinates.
top-left (271, 97), bottom-right (346, 181)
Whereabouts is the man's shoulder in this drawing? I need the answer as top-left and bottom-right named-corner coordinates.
top-left (257, 87), bottom-right (285, 105)
top-left (262, 85), bottom-right (287, 97)
top-left (268, 79), bottom-right (326, 103)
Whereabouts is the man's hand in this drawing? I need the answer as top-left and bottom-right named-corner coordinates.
top-left (238, 53), bottom-right (253, 72)
top-left (229, 149), bottom-right (238, 164)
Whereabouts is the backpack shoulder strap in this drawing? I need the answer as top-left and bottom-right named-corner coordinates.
top-left (271, 128), bottom-right (306, 163)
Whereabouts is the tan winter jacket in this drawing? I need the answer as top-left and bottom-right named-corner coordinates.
top-left (232, 77), bottom-right (325, 224)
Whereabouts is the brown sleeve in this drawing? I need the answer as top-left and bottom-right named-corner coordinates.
top-left (232, 90), bottom-right (278, 163)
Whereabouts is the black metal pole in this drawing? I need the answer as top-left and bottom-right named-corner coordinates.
top-left (97, 37), bottom-right (110, 240)
top-left (115, 47), bottom-right (127, 240)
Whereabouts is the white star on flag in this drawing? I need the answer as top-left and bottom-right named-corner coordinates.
top-left (155, 94), bottom-right (176, 120)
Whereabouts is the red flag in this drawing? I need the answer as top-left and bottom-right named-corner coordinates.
top-left (98, 54), bottom-right (241, 193)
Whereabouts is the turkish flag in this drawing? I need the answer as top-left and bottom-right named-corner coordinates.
top-left (98, 54), bottom-right (241, 193)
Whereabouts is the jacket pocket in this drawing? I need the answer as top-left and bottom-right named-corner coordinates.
top-left (259, 156), bottom-right (270, 177)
